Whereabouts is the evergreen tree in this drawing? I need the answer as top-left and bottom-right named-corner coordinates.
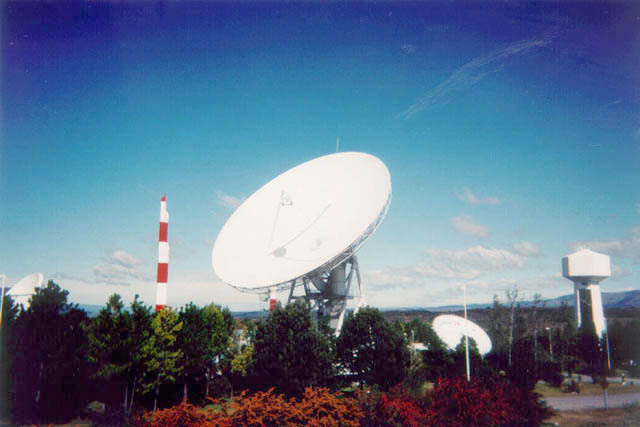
top-left (337, 306), bottom-right (410, 390)
top-left (10, 281), bottom-right (90, 424)
top-left (140, 308), bottom-right (183, 412)
top-left (176, 303), bottom-right (229, 401)
top-left (574, 320), bottom-right (604, 379)
top-left (85, 294), bottom-right (134, 414)
top-left (119, 294), bottom-right (154, 415)
top-left (0, 294), bottom-right (18, 419)
top-left (252, 300), bottom-right (334, 396)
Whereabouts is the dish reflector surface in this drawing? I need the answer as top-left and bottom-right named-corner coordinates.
top-left (7, 273), bottom-right (44, 296)
top-left (212, 152), bottom-right (391, 289)
top-left (433, 314), bottom-right (492, 355)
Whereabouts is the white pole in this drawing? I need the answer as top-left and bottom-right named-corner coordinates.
top-left (464, 284), bottom-right (470, 381)
top-left (604, 319), bottom-right (612, 370)
top-left (0, 274), bottom-right (6, 331)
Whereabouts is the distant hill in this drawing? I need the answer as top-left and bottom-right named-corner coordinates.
top-left (411, 289), bottom-right (640, 312)
top-left (78, 304), bottom-right (104, 317)
top-left (77, 303), bottom-right (271, 319)
top-left (75, 289), bottom-right (640, 319)
top-left (542, 290), bottom-right (640, 309)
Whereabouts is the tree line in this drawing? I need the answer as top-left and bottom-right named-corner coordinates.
top-left (1, 281), bottom-right (637, 425)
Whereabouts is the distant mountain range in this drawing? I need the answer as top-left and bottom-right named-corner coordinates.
top-left (401, 289), bottom-right (640, 312)
top-left (76, 289), bottom-right (640, 318)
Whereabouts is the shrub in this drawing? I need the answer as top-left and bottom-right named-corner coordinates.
top-left (356, 385), bottom-right (430, 427)
top-left (538, 361), bottom-right (563, 388)
top-left (132, 400), bottom-right (213, 427)
top-left (565, 379), bottom-right (580, 393)
top-left (426, 375), bottom-right (552, 427)
top-left (134, 387), bottom-right (362, 427)
top-left (135, 379), bottom-right (552, 427)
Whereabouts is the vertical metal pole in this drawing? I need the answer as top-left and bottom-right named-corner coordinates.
top-left (605, 321), bottom-right (612, 370)
top-left (0, 274), bottom-right (6, 330)
top-left (464, 284), bottom-right (470, 382)
top-left (287, 280), bottom-right (296, 304)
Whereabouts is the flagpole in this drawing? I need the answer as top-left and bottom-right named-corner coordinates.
top-left (0, 274), bottom-right (6, 331)
top-left (464, 284), bottom-right (470, 381)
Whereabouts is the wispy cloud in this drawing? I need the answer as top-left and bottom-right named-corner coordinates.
top-left (512, 241), bottom-right (541, 257)
top-left (611, 263), bottom-right (628, 279)
top-left (52, 250), bottom-right (151, 287)
top-left (570, 227), bottom-right (640, 261)
top-left (93, 250), bottom-right (149, 286)
top-left (426, 246), bottom-right (527, 271)
top-left (365, 245), bottom-right (529, 294)
top-left (456, 187), bottom-right (501, 205)
top-left (450, 215), bottom-right (488, 238)
top-left (216, 191), bottom-right (244, 210)
top-left (398, 36), bottom-right (552, 119)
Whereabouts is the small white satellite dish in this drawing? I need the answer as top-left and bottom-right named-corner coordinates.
top-left (212, 152), bottom-right (391, 333)
top-left (7, 273), bottom-right (44, 310)
top-left (433, 314), bottom-right (492, 356)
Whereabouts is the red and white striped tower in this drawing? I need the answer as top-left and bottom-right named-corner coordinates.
top-left (269, 288), bottom-right (277, 312)
top-left (156, 195), bottom-right (170, 312)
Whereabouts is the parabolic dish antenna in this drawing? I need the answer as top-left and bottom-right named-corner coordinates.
top-left (212, 152), bottom-right (391, 333)
top-left (433, 314), bottom-right (492, 356)
top-left (7, 272), bottom-right (44, 310)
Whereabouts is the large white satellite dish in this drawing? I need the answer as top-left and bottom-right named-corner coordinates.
top-left (433, 314), bottom-right (492, 356)
top-left (212, 152), bottom-right (391, 333)
top-left (7, 272), bottom-right (44, 310)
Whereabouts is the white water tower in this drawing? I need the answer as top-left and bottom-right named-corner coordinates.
top-left (562, 248), bottom-right (610, 338)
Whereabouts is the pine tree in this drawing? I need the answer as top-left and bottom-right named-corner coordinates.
top-left (10, 281), bottom-right (89, 424)
top-left (140, 308), bottom-right (183, 412)
top-left (337, 306), bottom-right (410, 390)
top-left (253, 300), bottom-right (334, 396)
top-left (176, 303), bottom-right (229, 401)
top-left (85, 294), bottom-right (135, 414)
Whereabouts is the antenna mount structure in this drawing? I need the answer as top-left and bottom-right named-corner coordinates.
top-left (212, 152), bottom-right (391, 334)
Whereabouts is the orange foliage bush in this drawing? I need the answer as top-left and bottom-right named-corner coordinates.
top-left (134, 378), bottom-right (551, 427)
top-left (355, 385), bottom-right (430, 426)
top-left (134, 387), bottom-right (362, 427)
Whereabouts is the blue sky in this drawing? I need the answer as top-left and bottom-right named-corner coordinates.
top-left (1, 2), bottom-right (639, 310)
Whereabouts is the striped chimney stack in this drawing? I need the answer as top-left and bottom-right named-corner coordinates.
top-left (156, 196), bottom-right (170, 312)
top-left (269, 288), bottom-right (277, 312)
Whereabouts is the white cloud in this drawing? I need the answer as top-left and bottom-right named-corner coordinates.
top-left (450, 215), bottom-right (488, 238)
top-left (216, 191), bottom-right (244, 210)
top-left (456, 187), bottom-right (501, 205)
top-left (570, 227), bottom-right (640, 260)
top-left (366, 245), bottom-right (528, 295)
top-left (426, 246), bottom-right (527, 271)
top-left (51, 267), bottom-right (263, 311)
top-left (398, 36), bottom-right (552, 119)
top-left (92, 250), bottom-right (150, 286)
top-left (611, 263), bottom-right (628, 279)
top-left (513, 241), bottom-right (541, 257)
top-left (110, 250), bottom-right (143, 267)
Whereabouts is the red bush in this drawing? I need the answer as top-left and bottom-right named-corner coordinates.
top-left (134, 387), bottom-right (361, 427)
top-left (134, 377), bottom-right (551, 427)
top-left (132, 399), bottom-right (218, 427)
top-left (355, 385), bottom-right (430, 426)
top-left (426, 376), bottom-right (552, 426)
